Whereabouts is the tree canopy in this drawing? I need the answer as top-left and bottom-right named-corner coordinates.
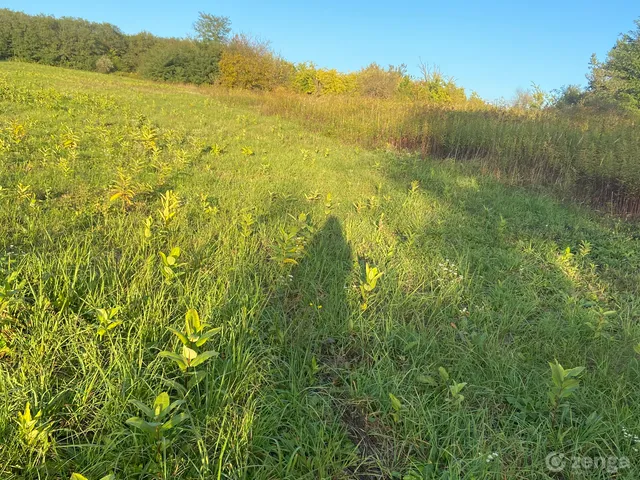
top-left (193, 12), bottom-right (231, 44)
top-left (589, 19), bottom-right (640, 111)
top-left (0, 8), bottom-right (473, 105)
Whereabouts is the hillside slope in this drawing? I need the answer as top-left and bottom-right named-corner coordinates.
top-left (1, 63), bottom-right (640, 479)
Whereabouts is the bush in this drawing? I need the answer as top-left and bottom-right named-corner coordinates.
top-left (407, 64), bottom-right (467, 105)
top-left (95, 55), bottom-right (115, 74)
top-left (356, 63), bottom-right (404, 98)
top-left (139, 39), bottom-right (221, 84)
top-left (553, 85), bottom-right (584, 108)
top-left (292, 62), bottom-right (318, 94)
top-left (292, 62), bottom-right (357, 95)
top-left (218, 35), bottom-right (292, 90)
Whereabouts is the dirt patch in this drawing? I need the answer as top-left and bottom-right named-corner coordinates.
top-left (340, 400), bottom-right (390, 480)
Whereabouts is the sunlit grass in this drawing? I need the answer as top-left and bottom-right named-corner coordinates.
top-left (0, 62), bottom-right (639, 479)
top-left (204, 84), bottom-right (640, 215)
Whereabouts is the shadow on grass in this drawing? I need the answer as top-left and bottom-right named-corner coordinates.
top-left (379, 151), bottom-right (640, 379)
top-left (288, 215), bottom-right (352, 342)
top-left (251, 216), bottom-right (400, 478)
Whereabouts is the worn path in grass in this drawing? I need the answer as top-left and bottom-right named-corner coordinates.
top-left (1, 63), bottom-right (640, 479)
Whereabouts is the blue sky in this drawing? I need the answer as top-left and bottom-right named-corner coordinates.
top-left (3, 0), bottom-right (638, 100)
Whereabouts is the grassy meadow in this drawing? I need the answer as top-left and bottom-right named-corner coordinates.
top-left (205, 88), bottom-right (640, 216)
top-left (1, 62), bottom-right (640, 479)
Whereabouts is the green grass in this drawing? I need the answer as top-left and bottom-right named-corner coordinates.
top-left (1, 62), bottom-right (640, 479)
top-left (205, 86), bottom-right (640, 215)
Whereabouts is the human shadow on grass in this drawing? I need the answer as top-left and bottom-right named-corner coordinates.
top-left (286, 215), bottom-right (352, 344)
top-left (255, 215), bottom-right (391, 478)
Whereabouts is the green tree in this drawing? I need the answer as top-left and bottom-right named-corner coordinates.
top-left (121, 31), bottom-right (158, 72)
top-left (193, 12), bottom-right (231, 44)
top-left (589, 19), bottom-right (640, 110)
top-left (139, 38), bottom-right (221, 84)
top-left (553, 84), bottom-right (585, 109)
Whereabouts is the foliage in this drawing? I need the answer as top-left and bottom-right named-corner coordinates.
top-left (292, 62), bottom-right (357, 95)
top-left (158, 247), bottom-right (184, 283)
top-left (193, 12), bottom-right (231, 44)
top-left (0, 269), bottom-right (25, 318)
top-left (548, 360), bottom-right (585, 415)
top-left (356, 63), bottom-right (405, 99)
top-left (126, 392), bottom-right (189, 473)
top-left (0, 9), bottom-right (126, 71)
top-left (95, 55), bottom-right (115, 74)
top-left (410, 63), bottom-right (467, 104)
top-left (17, 402), bottom-right (51, 451)
top-left (588, 20), bottom-right (640, 111)
top-left (168, 308), bottom-right (221, 349)
top-left (109, 169), bottom-right (136, 208)
top-left (271, 213), bottom-right (314, 265)
top-left (159, 308), bottom-right (219, 374)
top-left (70, 473), bottom-right (115, 480)
top-left (126, 392), bottom-right (188, 440)
top-left (120, 31), bottom-right (159, 72)
top-left (553, 84), bottom-right (585, 109)
top-left (139, 39), bottom-right (222, 85)
top-left (158, 190), bottom-right (180, 227)
top-left (95, 307), bottom-right (122, 340)
top-left (359, 262), bottom-right (383, 311)
top-left (511, 82), bottom-right (551, 110)
top-left (218, 34), bottom-right (293, 90)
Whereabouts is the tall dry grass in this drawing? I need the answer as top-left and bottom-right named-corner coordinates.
top-left (207, 87), bottom-right (640, 215)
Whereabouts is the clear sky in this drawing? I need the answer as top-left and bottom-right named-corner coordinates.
top-left (3, 0), bottom-right (638, 101)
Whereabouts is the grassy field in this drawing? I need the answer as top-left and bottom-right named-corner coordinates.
top-left (207, 88), bottom-right (640, 216)
top-left (1, 62), bottom-right (640, 479)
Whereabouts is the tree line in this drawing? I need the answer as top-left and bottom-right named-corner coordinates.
top-left (0, 9), bottom-right (476, 105)
top-left (530, 20), bottom-right (640, 114)
top-left (1, 8), bottom-right (639, 113)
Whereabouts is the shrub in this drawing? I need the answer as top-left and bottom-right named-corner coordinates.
top-left (0, 9), bottom-right (127, 71)
top-left (218, 34), bottom-right (293, 90)
top-left (292, 62), bottom-right (318, 94)
top-left (356, 63), bottom-right (404, 98)
top-left (292, 63), bottom-right (357, 95)
top-left (553, 85), bottom-right (585, 109)
top-left (139, 39), bottom-right (221, 84)
top-left (410, 64), bottom-right (467, 105)
top-left (95, 55), bottom-right (115, 74)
